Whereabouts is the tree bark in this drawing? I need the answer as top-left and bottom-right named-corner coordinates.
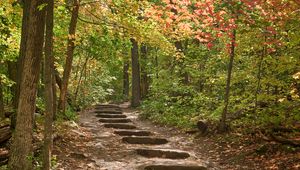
top-left (74, 56), bottom-right (89, 102)
top-left (219, 29), bottom-right (236, 132)
top-left (54, 68), bottom-right (62, 91)
top-left (52, 69), bottom-right (57, 120)
top-left (155, 48), bottom-right (159, 79)
top-left (7, 61), bottom-right (17, 107)
top-left (59, 0), bottom-right (80, 113)
top-left (0, 77), bottom-right (4, 119)
top-left (42, 0), bottom-right (54, 169)
top-left (130, 38), bottom-right (141, 107)
top-left (9, 0), bottom-right (46, 169)
top-left (10, 0), bottom-right (31, 129)
top-left (140, 44), bottom-right (149, 99)
top-left (123, 60), bottom-right (129, 99)
top-left (255, 35), bottom-right (266, 111)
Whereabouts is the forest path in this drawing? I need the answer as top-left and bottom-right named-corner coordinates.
top-left (53, 103), bottom-right (216, 170)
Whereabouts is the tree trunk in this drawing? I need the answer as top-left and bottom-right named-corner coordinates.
top-left (54, 68), bottom-right (62, 90)
top-left (130, 38), bottom-right (141, 107)
top-left (74, 56), bottom-right (89, 102)
top-left (219, 29), bottom-right (236, 132)
top-left (9, 0), bottom-right (45, 169)
top-left (155, 48), bottom-right (159, 79)
top-left (123, 60), bottom-right (130, 100)
top-left (7, 61), bottom-right (17, 107)
top-left (42, 0), bottom-right (54, 169)
top-left (59, 0), bottom-right (79, 113)
top-left (255, 35), bottom-right (266, 111)
top-left (55, 67), bottom-right (75, 111)
top-left (11, 0), bottom-right (31, 129)
top-left (140, 44), bottom-right (149, 98)
top-left (0, 77), bottom-right (4, 119)
top-left (52, 69), bottom-right (57, 120)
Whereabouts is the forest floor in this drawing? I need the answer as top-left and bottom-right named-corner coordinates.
top-left (53, 103), bottom-right (300, 170)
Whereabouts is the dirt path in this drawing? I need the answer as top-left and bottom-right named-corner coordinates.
top-left (53, 104), bottom-right (217, 170)
top-left (53, 104), bottom-right (300, 170)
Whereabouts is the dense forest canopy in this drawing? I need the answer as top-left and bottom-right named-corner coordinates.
top-left (0, 0), bottom-right (300, 169)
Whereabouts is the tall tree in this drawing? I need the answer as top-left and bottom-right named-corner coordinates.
top-left (140, 44), bottom-right (149, 98)
top-left (10, 0), bottom-right (31, 129)
top-left (0, 77), bottom-right (4, 119)
top-left (131, 38), bottom-right (141, 107)
top-left (123, 59), bottom-right (130, 99)
top-left (219, 29), bottom-right (236, 132)
top-left (42, 0), bottom-right (54, 169)
top-left (74, 56), bottom-right (89, 102)
top-left (52, 69), bottom-right (57, 120)
top-left (9, 0), bottom-right (46, 169)
top-left (59, 0), bottom-right (80, 113)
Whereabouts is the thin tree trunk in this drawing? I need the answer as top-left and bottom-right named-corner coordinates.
top-left (74, 57), bottom-right (89, 102)
top-left (59, 0), bottom-right (80, 113)
top-left (42, 0), bottom-right (54, 169)
top-left (130, 38), bottom-right (141, 107)
top-left (52, 70), bottom-right (57, 120)
top-left (54, 68), bottom-right (62, 91)
top-left (9, 0), bottom-right (45, 169)
top-left (82, 62), bottom-right (89, 103)
top-left (219, 29), bottom-right (236, 132)
top-left (73, 55), bottom-right (82, 85)
top-left (155, 48), bottom-right (159, 79)
top-left (123, 60), bottom-right (130, 99)
top-left (140, 44), bottom-right (149, 98)
top-left (55, 67), bottom-right (75, 110)
top-left (7, 61), bottom-right (17, 107)
top-left (255, 36), bottom-right (266, 111)
top-left (0, 77), bottom-right (4, 119)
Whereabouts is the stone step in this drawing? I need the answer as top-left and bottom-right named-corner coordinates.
top-left (114, 130), bottom-right (151, 136)
top-left (136, 149), bottom-right (190, 159)
top-left (95, 104), bottom-right (120, 108)
top-left (95, 106), bottom-right (121, 111)
top-left (122, 137), bottom-right (168, 145)
top-left (96, 114), bottom-right (127, 118)
top-left (103, 123), bottom-right (137, 129)
top-left (98, 118), bottom-right (131, 123)
top-left (143, 165), bottom-right (207, 170)
top-left (95, 107), bottom-right (122, 111)
top-left (94, 110), bottom-right (123, 114)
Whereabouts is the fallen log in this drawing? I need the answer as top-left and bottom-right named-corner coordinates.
top-left (272, 126), bottom-right (300, 133)
top-left (270, 133), bottom-right (300, 147)
top-left (258, 130), bottom-right (300, 147)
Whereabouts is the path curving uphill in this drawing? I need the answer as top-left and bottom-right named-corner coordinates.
top-left (55, 103), bottom-right (216, 170)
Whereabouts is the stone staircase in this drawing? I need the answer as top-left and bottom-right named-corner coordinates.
top-left (92, 104), bottom-right (210, 170)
